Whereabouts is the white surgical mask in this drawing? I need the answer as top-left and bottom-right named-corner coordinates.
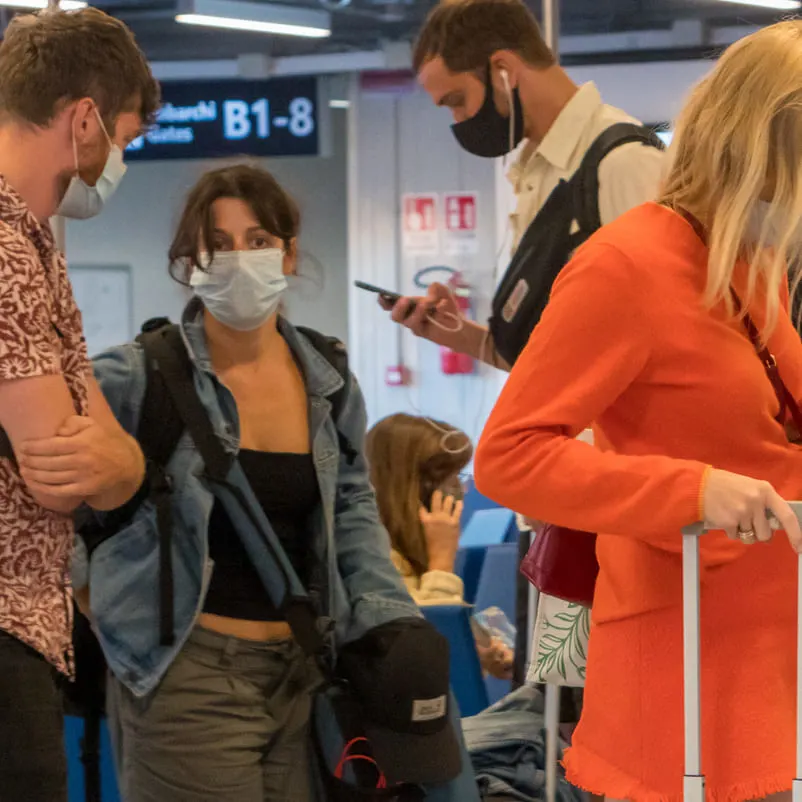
top-left (57, 108), bottom-right (127, 220)
top-left (191, 249), bottom-right (288, 331)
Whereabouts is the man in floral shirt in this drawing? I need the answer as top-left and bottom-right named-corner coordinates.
top-left (0, 8), bottom-right (159, 799)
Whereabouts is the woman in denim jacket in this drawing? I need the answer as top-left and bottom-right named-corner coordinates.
top-left (73, 165), bottom-right (478, 802)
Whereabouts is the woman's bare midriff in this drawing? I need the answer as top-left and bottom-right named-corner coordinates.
top-left (198, 612), bottom-right (293, 642)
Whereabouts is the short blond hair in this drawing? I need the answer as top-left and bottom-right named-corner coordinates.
top-left (660, 20), bottom-right (802, 332)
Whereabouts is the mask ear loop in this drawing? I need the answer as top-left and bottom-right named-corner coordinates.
top-left (500, 69), bottom-right (515, 157)
top-left (493, 68), bottom-right (518, 286)
top-left (71, 115), bottom-right (80, 175)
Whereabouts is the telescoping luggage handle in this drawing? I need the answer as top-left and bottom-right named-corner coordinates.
top-left (681, 505), bottom-right (802, 802)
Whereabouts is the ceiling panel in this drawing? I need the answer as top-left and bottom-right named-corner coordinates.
top-left (7, 0), bottom-right (791, 63)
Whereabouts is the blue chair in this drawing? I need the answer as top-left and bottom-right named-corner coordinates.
top-left (473, 542), bottom-right (519, 621)
top-left (472, 542), bottom-right (520, 704)
top-left (455, 509), bottom-right (515, 604)
top-left (459, 508), bottom-right (515, 549)
top-left (460, 476), bottom-right (500, 528)
top-left (65, 716), bottom-right (120, 802)
top-left (421, 605), bottom-right (489, 717)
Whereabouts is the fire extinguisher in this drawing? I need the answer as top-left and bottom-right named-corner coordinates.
top-left (440, 271), bottom-right (474, 375)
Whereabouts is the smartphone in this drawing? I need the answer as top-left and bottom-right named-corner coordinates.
top-left (354, 280), bottom-right (417, 314)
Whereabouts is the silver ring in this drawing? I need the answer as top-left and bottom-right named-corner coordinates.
top-left (738, 526), bottom-right (757, 544)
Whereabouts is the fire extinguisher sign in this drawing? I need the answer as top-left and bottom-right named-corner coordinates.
top-left (443, 192), bottom-right (479, 255)
top-left (401, 193), bottom-right (439, 256)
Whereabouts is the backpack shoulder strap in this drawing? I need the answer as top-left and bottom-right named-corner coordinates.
top-left (295, 326), bottom-right (357, 465)
top-left (572, 122), bottom-right (665, 235)
top-left (136, 322), bottom-right (186, 468)
top-left (141, 324), bottom-right (233, 482)
top-left (79, 322), bottom-right (187, 532)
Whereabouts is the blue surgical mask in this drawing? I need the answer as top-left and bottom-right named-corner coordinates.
top-left (57, 108), bottom-right (127, 220)
top-left (191, 249), bottom-right (288, 331)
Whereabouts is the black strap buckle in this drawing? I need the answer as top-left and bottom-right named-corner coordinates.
top-left (282, 596), bottom-right (327, 659)
top-left (150, 463), bottom-right (175, 647)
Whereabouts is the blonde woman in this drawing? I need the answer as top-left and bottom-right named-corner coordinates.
top-left (475, 21), bottom-right (802, 801)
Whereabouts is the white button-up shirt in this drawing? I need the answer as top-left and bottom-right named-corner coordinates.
top-left (507, 82), bottom-right (666, 250)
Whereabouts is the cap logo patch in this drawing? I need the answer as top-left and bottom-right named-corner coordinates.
top-left (412, 695), bottom-right (447, 722)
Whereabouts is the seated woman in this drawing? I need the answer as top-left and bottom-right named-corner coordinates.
top-left (366, 412), bottom-right (513, 680)
top-left (74, 165), bottom-right (478, 802)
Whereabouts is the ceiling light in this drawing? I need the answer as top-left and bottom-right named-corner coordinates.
top-left (716, 0), bottom-right (800, 10)
top-left (329, 99), bottom-right (351, 109)
top-left (0, 0), bottom-right (87, 8)
top-left (176, 0), bottom-right (331, 38)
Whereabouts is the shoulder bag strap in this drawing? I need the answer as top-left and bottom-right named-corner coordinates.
top-left (678, 207), bottom-right (802, 438)
top-left (733, 294), bottom-right (802, 437)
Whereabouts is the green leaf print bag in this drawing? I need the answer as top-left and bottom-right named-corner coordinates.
top-left (527, 593), bottom-right (590, 688)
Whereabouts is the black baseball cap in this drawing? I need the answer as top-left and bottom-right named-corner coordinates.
top-left (337, 617), bottom-right (462, 786)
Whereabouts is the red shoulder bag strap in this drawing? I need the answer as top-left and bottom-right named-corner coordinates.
top-left (732, 293), bottom-right (802, 437)
top-left (676, 207), bottom-right (802, 438)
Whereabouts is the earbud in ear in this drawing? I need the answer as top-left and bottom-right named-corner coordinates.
top-left (499, 69), bottom-right (511, 94)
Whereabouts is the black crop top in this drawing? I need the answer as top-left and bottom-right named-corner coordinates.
top-left (203, 450), bottom-right (319, 622)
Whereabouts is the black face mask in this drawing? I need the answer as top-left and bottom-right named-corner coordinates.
top-left (451, 66), bottom-right (525, 158)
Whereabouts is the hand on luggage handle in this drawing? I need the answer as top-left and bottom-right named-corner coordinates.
top-left (682, 508), bottom-right (788, 536)
top-left (680, 503), bottom-right (802, 802)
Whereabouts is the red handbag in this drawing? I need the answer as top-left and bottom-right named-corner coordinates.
top-left (519, 525), bottom-right (599, 607)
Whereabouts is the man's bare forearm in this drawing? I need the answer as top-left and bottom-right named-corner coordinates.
top-left (87, 433), bottom-right (146, 512)
top-left (460, 321), bottom-right (511, 371)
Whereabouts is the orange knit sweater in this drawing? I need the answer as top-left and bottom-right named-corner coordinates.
top-left (477, 202), bottom-right (802, 623)
top-left (475, 202), bottom-right (802, 799)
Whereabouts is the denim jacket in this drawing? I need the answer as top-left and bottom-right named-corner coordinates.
top-left (74, 300), bottom-right (421, 699)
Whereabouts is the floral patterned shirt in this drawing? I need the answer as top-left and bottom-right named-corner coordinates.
top-left (0, 176), bottom-right (89, 675)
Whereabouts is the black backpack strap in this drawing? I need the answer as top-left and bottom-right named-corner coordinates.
top-left (572, 122), bottom-right (665, 236)
top-left (137, 322), bottom-right (188, 467)
top-left (141, 325), bottom-right (232, 482)
top-left (138, 324), bottom-right (234, 646)
top-left (295, 326), bottom-right (357, 465)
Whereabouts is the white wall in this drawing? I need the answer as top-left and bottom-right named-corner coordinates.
top-left (349, 86), bottom-right (506, 443)
top-left (568, 59), bottom-right (714, 124)
top-left (66, 107), bottom-right (349, 352)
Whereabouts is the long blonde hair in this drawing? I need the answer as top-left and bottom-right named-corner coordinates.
top-left (659, 20), bottom-right (802, 332)
top-left (366, 413), bottom-right (472, 577)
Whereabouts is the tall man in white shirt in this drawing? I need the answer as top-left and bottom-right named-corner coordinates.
top-left (381, 0), bottom-right (666, 734)
top-left (383, 0), bottom-right (665, 366)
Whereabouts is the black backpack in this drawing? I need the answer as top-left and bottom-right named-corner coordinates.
top-left (489, 122), bottom-right (665, 368)
top-left (65, 317), bottom-right (355, 802)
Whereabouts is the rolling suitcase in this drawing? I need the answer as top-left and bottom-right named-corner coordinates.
top-left (681, 510), bottom-right (802, 802)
